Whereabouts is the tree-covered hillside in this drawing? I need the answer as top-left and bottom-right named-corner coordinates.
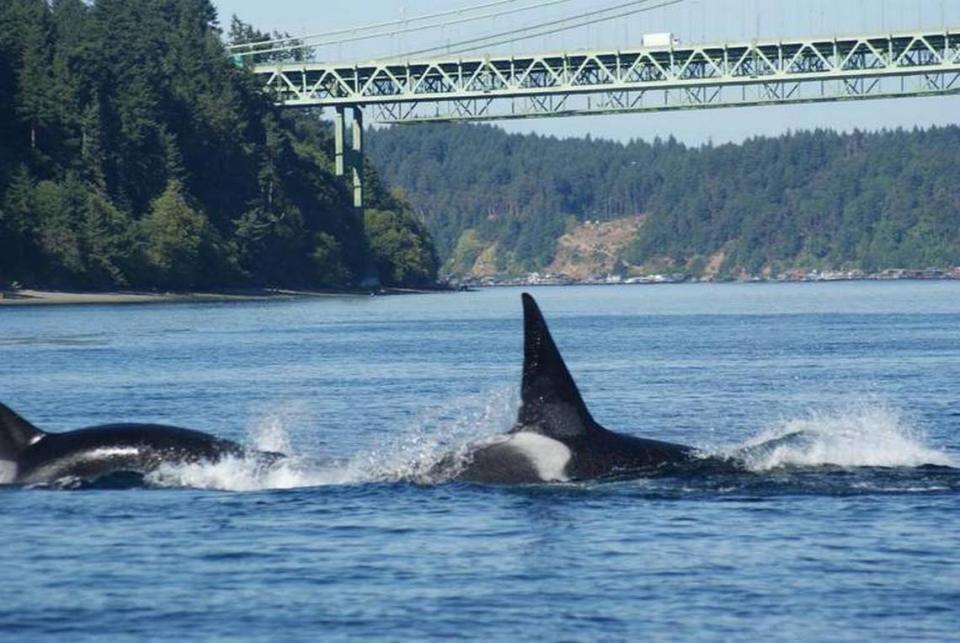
top-left (0, 0), bottom-right (438, 290)
top-left (367, 122), bottom-right (960, 278)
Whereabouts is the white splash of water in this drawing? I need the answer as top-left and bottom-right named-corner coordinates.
top-left (343, 385), bottom-right (519, 484)
top-left (726, 402), bottom-right (955, 471)
top-left (147, 455), bottom-right (357, 491)
top-left (249, 416), bottom-right (292, 455)
top-left (137, 395), bottom-right (953, 491)
top-left (144, 386), bottom-right (519, 491)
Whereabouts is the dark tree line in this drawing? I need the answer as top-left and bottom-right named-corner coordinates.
top-left (0, 0), bottom-right (438, 290)
top-left (367, 122), bottom-right (960, 277)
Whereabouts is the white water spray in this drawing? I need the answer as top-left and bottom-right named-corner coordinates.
top-left (145, 386), bottom-right (519, 491)
top-left (726, 402), bottom-right (955, 471)
top-left (143, 395), bottom-right (954, 491)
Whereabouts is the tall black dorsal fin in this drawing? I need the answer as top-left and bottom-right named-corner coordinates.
top-left (0, 403), bottom-right (46, 461)
top-left (516, 293), bottom-right (597, 438)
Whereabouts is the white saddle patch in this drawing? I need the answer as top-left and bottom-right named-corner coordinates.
top-left (506, 433), bottom-right (572, 482)
top-left (0, 459), bottom-right (18, 484)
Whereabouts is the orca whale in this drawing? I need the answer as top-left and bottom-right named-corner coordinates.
top-left (451, 293), bottom-right (698, 483)
top-left (0, 404), bottom-right (271, 486)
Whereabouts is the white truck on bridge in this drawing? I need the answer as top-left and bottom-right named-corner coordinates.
top-left (641, 32), bottom-right (678, 48)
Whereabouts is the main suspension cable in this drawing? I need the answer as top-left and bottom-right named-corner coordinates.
top-left (228, 0), bottom-right (575, 54)
top-left (391, 0), bottom-right (683, 60)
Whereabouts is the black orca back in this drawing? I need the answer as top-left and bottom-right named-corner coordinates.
top-left (13, 423), bottom-right (246, 484)
top-left (1, 400), bottom-right (260, 485)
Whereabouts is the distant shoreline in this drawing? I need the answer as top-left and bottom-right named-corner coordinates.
top-left (0, 287), bottom-right (435, 307)
top-left (463, 268), bottom-right (960, 289)
top-left (4, 277), bottom-right (958, 307)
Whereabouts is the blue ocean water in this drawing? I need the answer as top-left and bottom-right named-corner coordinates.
top-left (1, 282), bottom-right (959, 640)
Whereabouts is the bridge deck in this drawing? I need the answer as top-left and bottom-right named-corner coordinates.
top-left (250, 28), bottom-right (960, 122)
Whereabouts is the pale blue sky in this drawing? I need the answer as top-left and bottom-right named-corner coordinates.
top-left (213, 0), bottom-right (960, 144)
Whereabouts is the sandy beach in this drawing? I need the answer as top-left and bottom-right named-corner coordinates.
top-left (0, 288), bottom-right (399, 307)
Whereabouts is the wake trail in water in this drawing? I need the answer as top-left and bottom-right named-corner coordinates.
top-left (140, 396), bottom-right (955, 492)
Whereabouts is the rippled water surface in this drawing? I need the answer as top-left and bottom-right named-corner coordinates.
top-left (2, 283), bottom-right (959, 640)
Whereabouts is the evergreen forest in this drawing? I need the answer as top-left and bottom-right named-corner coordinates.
top-left (367, 122), bottom-right (960, 278)
top-left (0, 0), bottom-right (439, 290)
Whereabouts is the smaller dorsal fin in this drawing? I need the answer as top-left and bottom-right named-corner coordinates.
top-left (0, 403), bottom-right (46, 461)
top-left (515, 293), bottom-right (597, 439)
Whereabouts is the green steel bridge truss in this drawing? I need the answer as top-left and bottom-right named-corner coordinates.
top-left (247, 27), bottom-right (959, 216)
top-left (252, 28), bottom-right (960, 123)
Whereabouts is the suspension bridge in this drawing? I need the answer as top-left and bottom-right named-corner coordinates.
top-left (226, 3), bottom-right (960, 211)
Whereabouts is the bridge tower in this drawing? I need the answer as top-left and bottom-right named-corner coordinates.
top-left (333, 105), bottom-right (364, 214)
top-left (334, 106), bottom-right (380, 288)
